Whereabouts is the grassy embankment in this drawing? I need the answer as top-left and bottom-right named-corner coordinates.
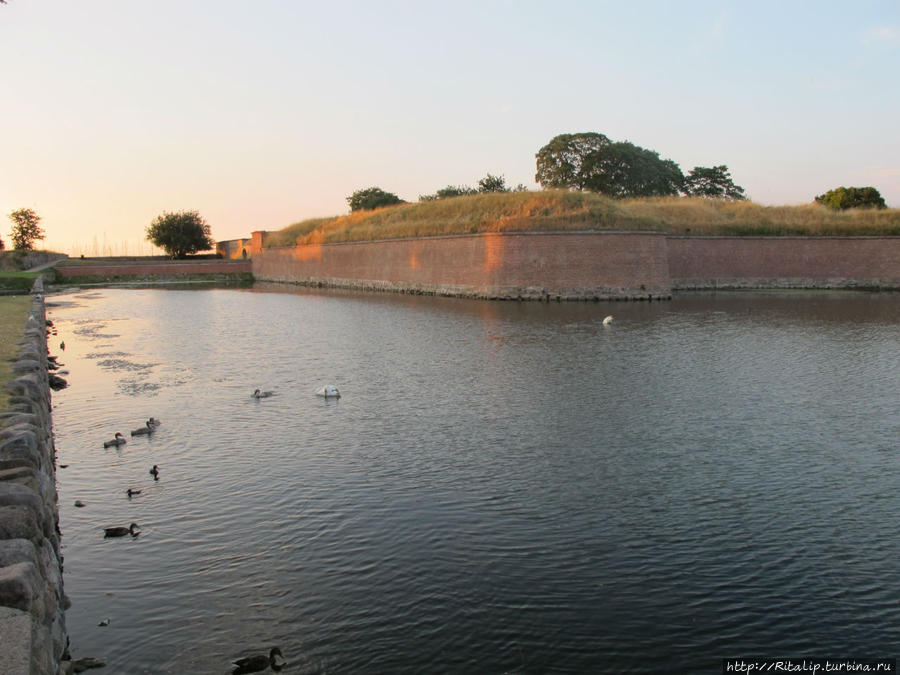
top-left (264, 191), bottom-right (900, 248)
top-left (0, 295), bottom-right (33, 413)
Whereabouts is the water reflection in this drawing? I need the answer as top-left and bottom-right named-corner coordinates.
top-left (47, 287), bottom-right (900, 674)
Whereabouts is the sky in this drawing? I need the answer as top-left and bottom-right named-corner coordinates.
top-left (1, 1), bottom-right (898, 255)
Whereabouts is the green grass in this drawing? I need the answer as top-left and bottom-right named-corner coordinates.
top-left (0, 295), bottom-right (33, 412)
top-left (264, 191), bottom-right (900, 247)
top-left (0, 270), bottom-right (45, 292)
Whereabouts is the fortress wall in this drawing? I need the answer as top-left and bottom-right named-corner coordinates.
top-left (253, 231), bottom-right (672, 300)
top-left (668, 236), bottom-right (900, 290)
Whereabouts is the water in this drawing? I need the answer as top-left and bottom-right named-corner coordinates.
top-left (47, 286), bottom-right (900, 674)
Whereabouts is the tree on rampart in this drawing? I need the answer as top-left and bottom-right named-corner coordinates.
top-left (535, 133), bottom-right (683, 197)
top-left (8, 208), bottom-right (45, 250)
top-left (347, 187), bottom-right (405, 212)
top-left (682, 165), bottom-right (747, 200)
top-left (535, 132), bottom-right (612, 190)
top-left (419, 185), bottom-right (477, 201)
top-left (146, 210), bottom-right (215, 258)
top-left (814, 186), bottom-right (886, 210)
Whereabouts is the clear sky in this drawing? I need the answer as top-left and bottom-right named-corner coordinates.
top-left (2, 1), bottom-right (898, 255)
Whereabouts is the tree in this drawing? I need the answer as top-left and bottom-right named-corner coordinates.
top-left (347, 187), bottom-right (405, 212)
top-left (535, 133), bottom-right (683, 197)
top-left (535, 132), bottom-right (612, 190)
top-left (814, 186), bottom-right (886, 210)
top-left (8, 208), bottom-right (45, 250)
top-left (682, 165), bottom-right (747, 200)
top-left (477, 173), bottom-right (510, 193)
top-left (146, 210), bottom-right (215, 258)
top-left (419, 185), bottom-right (477, 201)
top-left (579, 141), bottom-right (683, 197)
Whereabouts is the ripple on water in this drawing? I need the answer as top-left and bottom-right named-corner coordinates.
top-left (47, 288), bottom-right (900, 674)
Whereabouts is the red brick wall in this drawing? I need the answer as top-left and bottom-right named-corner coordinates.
top-left (253, 232), bottom-right (671, 299)
top-left (56, 260), bottom-right (252, 278)
top-left (668, 237), bottom-right (900, 289)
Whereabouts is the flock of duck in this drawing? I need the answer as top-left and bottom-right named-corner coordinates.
top-left (98, 417), bottom-right (162, 539)
top-left (94, 402), bottom-right (296, 672)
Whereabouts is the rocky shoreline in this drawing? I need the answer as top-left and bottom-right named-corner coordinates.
top-left (0, 278), bottom-right (70, 675)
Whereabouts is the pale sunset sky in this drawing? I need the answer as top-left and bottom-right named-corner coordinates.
top-left (1, 1), bottom-right (898, 255)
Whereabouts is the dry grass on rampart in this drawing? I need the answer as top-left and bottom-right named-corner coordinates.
top-left (263, 192), bottom-right (900, 248)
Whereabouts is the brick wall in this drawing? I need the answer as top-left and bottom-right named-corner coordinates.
top-left (253, 231), bottom-right (672, 300)
top-left (56, 259), bottom-right (252, 279)
top-left (668, 236), bottom-right (900, 289)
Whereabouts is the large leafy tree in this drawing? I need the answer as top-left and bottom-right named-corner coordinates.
top-left (815, 186), bottom-right (886, 210)
top-left (682, 165), bottom-right (747, 200)
top-left (347, 187), bottom-right (405, 212)
top-left (8, 208), bottom-right (46, 250)
top-left (535, 133), bottom-right (683, 197)
top-left (535, 132), bottom-right (612, 190)
top-left (580, 141), bottom-right (683, 197)
top-left (146, 210), bottom-right (215, 258)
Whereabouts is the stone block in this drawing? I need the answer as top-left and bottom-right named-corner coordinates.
top-left (12, 359), bottom-right (41, 375)
top-left (0, 458), bottom-right (38, 472)
top-left (0, 483), bottom-right (44, 515)
top-left (0, 505), bottom-right (42, 545)
top-left (0, 561), bottom-right (41, 613)
top-left (0, 606), bottom-right (32, 675)
top-left (0, 538), bottom-right (38, 568)
top-left (0, 448), bottom-right (40, 470)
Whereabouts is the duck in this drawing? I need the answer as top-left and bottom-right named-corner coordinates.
top-left (232, 647), bottom-right (285, 674)
top-left (602, 315), bottom-right (614, 325)
top-left (252, 389), bottom-right (274, 398)
top-left (126, 489), bottom-right (141, 497)
top-left (131, 420), bottom-right (155, 436)
top-left (60, 341), bottom-right (66, 351)
top-left (74, 500), bottom-right (86, 508)
top-left (103, 523), bottom-right (139, 538)
top-left (103, 433), bottom-right (127, 448)
top-left (148, 417), bottom-right (162, 428)
top-left (315, 384), bottom-right (341, 398)
top-left (149, 465), bottom-right (160, 479)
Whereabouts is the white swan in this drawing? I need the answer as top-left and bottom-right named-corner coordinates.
top-left (315, 384), bottom-right (341, 398)
top-left (602, 315), bottom-right (614, 325)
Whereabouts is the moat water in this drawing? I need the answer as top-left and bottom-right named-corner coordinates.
top-left (47, 286), bottom-right (900, 674)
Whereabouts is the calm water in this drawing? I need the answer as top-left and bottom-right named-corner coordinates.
top-left (47, 286), bottom-right (900, 674)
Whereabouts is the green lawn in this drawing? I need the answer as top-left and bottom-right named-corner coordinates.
top-left (0, 270), bottom-right (46, 292)
top-left (0, 295), bottom-right (34, 412)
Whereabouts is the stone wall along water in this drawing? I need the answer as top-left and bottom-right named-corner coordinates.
top-left (0, 278), bottom-right (68, 675)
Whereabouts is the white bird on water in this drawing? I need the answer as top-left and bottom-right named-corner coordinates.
top-left (315, 384), bottom-right (341, 399)
top-left (602, 315), bottom-right (614, 325)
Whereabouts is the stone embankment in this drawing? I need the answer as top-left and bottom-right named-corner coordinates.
top-left (0, 278), bottom-right (69, 675)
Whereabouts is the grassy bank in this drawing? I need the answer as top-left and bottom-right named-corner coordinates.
top-left (0, 270), bottom-right (47, 292)
top-left (0, 295), bottom-right (33, 412)
top-left (264, 192), bottom-right (900, 248)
